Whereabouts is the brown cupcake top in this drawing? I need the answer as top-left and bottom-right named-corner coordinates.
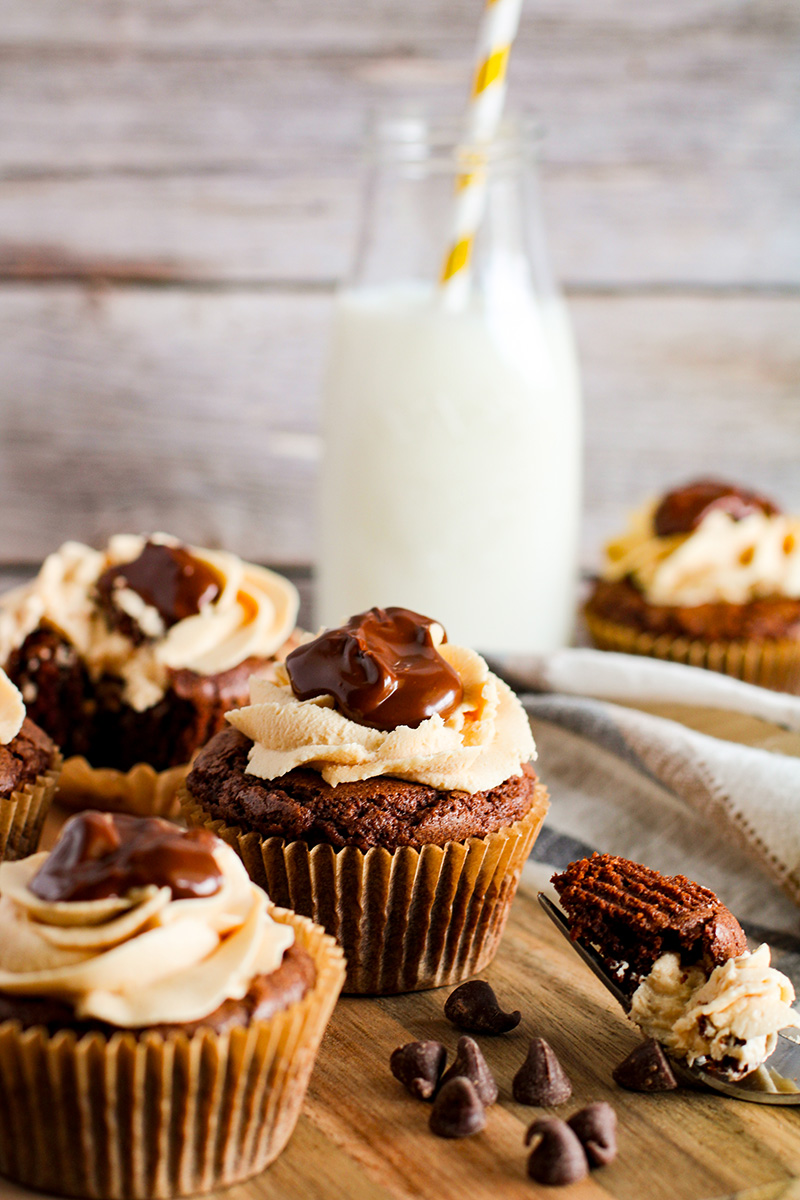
top-left (586, 576), bottom-right (800, 641)
top-left (0, 717), bottom-right (55, 799)
top-left (187, 725), bottom-right (541, 852)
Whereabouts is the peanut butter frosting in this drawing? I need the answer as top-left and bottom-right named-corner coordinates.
top-left (226, 640), bottom-right (536, 792)
top-left (0, 839), bottom-right (295, 1027)
top-left (603, 502), bottom-right (800, 607)
top-left (630, 945), bottom-right (800, 1078)
top-left (0, 535), bottom-right (300, 712)
top-left (0, 669), bottom-right (25, 746)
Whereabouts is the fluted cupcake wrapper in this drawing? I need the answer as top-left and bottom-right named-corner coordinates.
top-left (0, 751), bottom-right (62, 862)
top-left (57, 755), bottom-right (190, 819)
top-left (179, 782), bottom-right (549, 995)
top-left (585, 609), bottom-right (800, 694)
top-left (0, 905), bottom-right (344, 1200)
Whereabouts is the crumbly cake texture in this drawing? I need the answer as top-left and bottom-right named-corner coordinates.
top-left (0, 942), bottom-right (315, 1037)
top-left (0, 717), bottom-right (55, 798)
top-left (586, 577), bottom-right (800, 642)
top-left (186, 725), bottom-right (538, 852)
top-left (6, 625), bottom-right (270, 772)
top-left (551, 853), bottom-right (747, 991)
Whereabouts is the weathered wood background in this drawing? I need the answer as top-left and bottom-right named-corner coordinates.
top-left (0, 0), bottom-right (798, 571)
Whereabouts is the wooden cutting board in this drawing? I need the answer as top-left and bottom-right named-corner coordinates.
top-left (6, 870), bottom-right (797, 1200)
top-left (208, 870), bottom-right (798, 1200)
top-left (219, 700), bottom-right (800, 1200)
top-left (20, 702), bottom-right (800, 1200)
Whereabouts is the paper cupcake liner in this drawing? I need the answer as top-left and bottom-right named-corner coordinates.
top-left (180, 781), bottom-right (549, 995)
top-left (0, 751), bottom-right (62, 862)
top-left (585, 610), bottom-right (800, 694)
top-left (57, 755), bottom-right (190, 819)
top-left (0, 906), bottom-right (345, 1200)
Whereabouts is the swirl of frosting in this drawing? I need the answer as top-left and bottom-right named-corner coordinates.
top-left (0, 534), bottom-right (300, 712)
top-left (227, 631), bottom-right (536, 793)
top-left (603, 497), bottom-right (800, 607)
top-left (0, 668), bottom-right (24, 746)
top-left (630, 945), bottom-right (800, 1078)
top-left (0, 825), bottom-right (294, 1028)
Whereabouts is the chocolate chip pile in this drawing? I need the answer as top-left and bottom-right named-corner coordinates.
top-left (390, 980), bottom-right (623, 1185)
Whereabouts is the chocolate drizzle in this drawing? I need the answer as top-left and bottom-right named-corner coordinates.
top-left (653, 480), bottom-right (780, 538)
top-left (96, 541), bottom-right (222, 632)
top-left (28, 811), bottom-right (223, 902)
top-left (285, 607), bottom-right (464, 731)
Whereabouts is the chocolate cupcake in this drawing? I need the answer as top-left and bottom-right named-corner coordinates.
top-left (0, 534), bottom-right (300, 814)
top-left (181, 606), bottom-right (549, 994)
top-left (0, 810), bottom-right (345, 1198)
top-left (585, 479), bottom-right (800, 690)
top-left (553, 854), bottom-right (800, 1081)
top-left (0, 668), bottom-right (60, 861)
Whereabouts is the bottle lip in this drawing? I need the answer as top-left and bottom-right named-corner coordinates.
top-left (365, 110), bottom-right (541, 168)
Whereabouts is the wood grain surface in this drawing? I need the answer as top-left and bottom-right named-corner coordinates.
top-left (19, 700), bottom-right (800, 1200)
top-left (0, 0), bottom-right (798, 570)
top-left (18, 866), bottom-right (798, 1200)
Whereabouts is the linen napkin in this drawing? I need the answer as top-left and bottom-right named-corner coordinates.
top-left (491, 650), bottom-right (800, 942)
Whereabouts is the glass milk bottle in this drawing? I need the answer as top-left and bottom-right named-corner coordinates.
top-left (318, 115), bottom-right (582, 653)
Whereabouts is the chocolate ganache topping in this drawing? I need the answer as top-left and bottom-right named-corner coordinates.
top-left (28, 811), bottom-right (223, 902)
top-left (285, 606), bottom-right (464, 731)
top-left (653, 480), bottom-right (780, 538)
top-left (96, 540), bottom-right (222, 631)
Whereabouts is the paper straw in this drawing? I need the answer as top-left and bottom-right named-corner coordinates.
top-left (439, 0), bottom-right (524, 310)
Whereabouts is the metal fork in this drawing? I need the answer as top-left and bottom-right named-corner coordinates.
top-left (538, 892), bottom-right (800, 1105)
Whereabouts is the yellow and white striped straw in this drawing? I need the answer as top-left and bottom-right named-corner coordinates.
top-left (439, 0), bottom-right (524, 310)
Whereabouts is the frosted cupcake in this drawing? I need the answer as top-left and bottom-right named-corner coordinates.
top-left (181, 606), bottom-right (549, 994)
top-left (0, 534), bottom-right (300, 813)
top-left (585, 479), bottom-right (800, 690)
top-left (0, 810), bottom-right (344, 1199)
top-left (0, 668), bottom-right (60, 861)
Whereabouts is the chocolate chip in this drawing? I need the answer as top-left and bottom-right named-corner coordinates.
top-left (613, 1038), bottom-right (678, 1092)
top-left (567, 1102), bottom-right (618, 1167)
top-left (390, 1041), bottom-right (447, 1101)
top-left (439, 1036), bottom-right (498, 1106)
top-left (429, 1078), bottom-right (486, 1139)
top-left (512, 1038), bottom-right (572, 1106)
top-left (525, 1118), bottom-right (588, 1186)
top-left (443, 980), bottom-right (521, 1034)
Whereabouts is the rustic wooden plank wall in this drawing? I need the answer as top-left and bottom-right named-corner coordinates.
top-left (0, 0), bottom-right (798, 568)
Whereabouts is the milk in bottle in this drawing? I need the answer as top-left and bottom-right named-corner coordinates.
top-left (318, 118), bottom-right (582, 653)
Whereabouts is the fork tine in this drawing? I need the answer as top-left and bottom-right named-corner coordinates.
top-left (537, 892), bottom-right (800, 1105)
top-left (538, 893), bottom-right (631, 1011)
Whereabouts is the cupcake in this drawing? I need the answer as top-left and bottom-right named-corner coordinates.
top-left (585, 479), bottom-right (800, 690)
top-left (0, 534), bottom-right (300, 814)
top-left (0, 667), bottom-right (60, 861)
top-left (0, 809), bottom-right (345, 1199)
top-left (181, 606), bottom-right (549, 994)
top-left (553, 854), bottom-right (799, 1081)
